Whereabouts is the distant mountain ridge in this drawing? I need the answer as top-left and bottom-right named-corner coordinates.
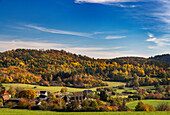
top-left (149, 54), bottom-right (170, 63)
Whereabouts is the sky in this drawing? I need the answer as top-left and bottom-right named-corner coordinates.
top-left (0, 0), bottom-right (170, 59)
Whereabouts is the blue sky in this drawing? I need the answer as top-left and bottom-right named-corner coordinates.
top-left (0, 0), bottom-right (170, 58)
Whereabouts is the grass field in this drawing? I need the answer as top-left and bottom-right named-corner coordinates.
top-left (127, 100), bottom-right (170, 110)
top-left (0, 108), bottom-right (170, 115)
top-left (2, 81), bottom-right (126, 92)
top-left (104, 81), bottom-right (126, 87)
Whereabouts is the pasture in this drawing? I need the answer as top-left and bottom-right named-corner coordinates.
top-left (2, 81), bottom-right (126, 92)
top-left (127, 100), bottom-right (170, 109)
top-left (0, 108), bottom-right (170, 115)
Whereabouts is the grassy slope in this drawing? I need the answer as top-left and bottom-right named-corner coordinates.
top-left (0, 108), bottom-right (170, 115)
top-left (127, 100), bottom-right (170, 109)
top-left (2, 81), bottom-right (126, 92)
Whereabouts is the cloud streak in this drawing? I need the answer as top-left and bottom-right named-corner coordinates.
top-left (75, 0), bottom-right (141, 4)
top-left (0, 40), bottom-right (127, 58)
top-left (146, 33), bottom-right (170, 49)
top-left (75, 0), bottom-right (141, 7)
top-left (105, 36), bottom-right (126, 39)
top-left (153, 0), bottom-right (170, 25)
top-left (25, 24), bottom-right (91, 37)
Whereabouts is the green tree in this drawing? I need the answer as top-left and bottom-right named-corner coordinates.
top-left (90, 100), bottom-right (98, 108)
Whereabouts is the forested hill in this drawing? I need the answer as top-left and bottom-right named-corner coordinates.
top-left (0, 49), bottom-right (169, 87)
top-left (149, 54), bottom-right (170, 63)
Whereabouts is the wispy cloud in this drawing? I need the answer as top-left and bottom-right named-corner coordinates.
top-left (0, 35), bottom-right (16, 39)
top-left (75, 0), bottom-right (141, 4)
top-left (105, 36), bottom-right (126, 39)
top-left (0, 40), bottom-right (67, 51)
top-left (0, 40), bottom-right (127, 58)
top-left (75, 0), bottom-right (140, 7)
top-left (148, 33), bottom-right (154, 38)
top-left (146, 33), bottom-right (170, 49)
top-left (68, 46), bottom-right (123, 51)
top-left (24, 24), bottom-right (91, 37)
top-left (153, 0), bottom-right (170, 25)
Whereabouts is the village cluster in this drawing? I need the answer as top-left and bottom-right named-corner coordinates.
top-left (0, 84), bottom-right (169, 112)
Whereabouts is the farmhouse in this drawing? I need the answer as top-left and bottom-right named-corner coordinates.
top-left (0, 90), bottom-right (11, 101)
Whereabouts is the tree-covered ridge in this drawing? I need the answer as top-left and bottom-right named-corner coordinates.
top-left (149, 54), bottom-right (170, 63)
top-left (0, 49), bottom-right (169, 87)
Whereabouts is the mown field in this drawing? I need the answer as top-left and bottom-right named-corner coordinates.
top-left (127, 100), bottom-right (170, 109)
top-left (0, 108), bottom-right (170, 115)
top-left (2, 81), bottom-right (126, 92)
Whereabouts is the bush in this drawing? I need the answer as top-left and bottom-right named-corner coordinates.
top-left (60, 88), bottom-right (67, 93)
top-left (17, 98), bottom-right (28, 109)
top-left (0, 98), bottom-right (3, 107)
top-left (112, 91), bottom-right (116, 95)
top-left (81, 100), bottom-right (89, 107)
top-left (135, 101), bottom-right (155, 111)
top-left (4, 102), bottom-right (17, 108)
top-left (90, 100), bottom-right (98, 108)
top-left (67, 101), bottom-right (79, 111)
top-left (156, 103), bottom-right (170, 111)
top-left (18, 89), bottom-right (36, 99)
top-left (81, 106), bottom-right (98, 112)
top-left (118, 85), bottom-right (125, 89)
top-left (39, 101), bottom-right (49, 110)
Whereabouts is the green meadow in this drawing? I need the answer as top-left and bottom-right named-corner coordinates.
top-left (127, 100), bottom-right (170, 109)
top-left (2, 81), bottom-right (126, 92)
top-left (0, 108), bottom-right (170, 115)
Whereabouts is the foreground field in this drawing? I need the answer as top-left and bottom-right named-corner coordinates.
top-left (2, 81), bottom-right (126, 92)
top-left (0, 108), bottom-right (170, 115)
top-left (127, 100), bottom-right (170, 109)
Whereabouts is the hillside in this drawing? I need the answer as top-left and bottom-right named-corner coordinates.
top-left (0, 49), bottom-right (169, 87)
top-left (149, 54), bottom-right (170, 63)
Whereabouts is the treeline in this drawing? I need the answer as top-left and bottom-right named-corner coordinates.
top-left (0, 49), bottom-right (169, 87)
top-left (149, 54), bottom-right (170, 63)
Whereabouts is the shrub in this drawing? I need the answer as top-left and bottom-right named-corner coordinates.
top-left (60, 88), bottom-right (67, 93)
top-left (112, 91), bottom-right (116, 95)
top-left (27, 100), bottom-right (35, 110)
top-left (156, 103), bottom-right (170, 111)
top-left (81, 100), bottom-right (89, 107)
top-left (118, 85), bottom-right (125, 89)
top-left (0, 98), bottom-right (3, 108)
top-left (18, 89), bottom-right (36, 99)
top-left (17, 98), bottom-right (28, 109)
top-left (135, 101), bottom-right (146, 111)
top-left (4, 102), bottom-right (17, 108)
top-left (90, 100), bottom-right (98, 108)
top-left (107, 106), bottom-right (112, 111)
top-left (135, 101), bottom-right (155, 111)
top-left (39, 100), bottom-right (49, 110)
top-left (67, 101), bottom-right (79, 111)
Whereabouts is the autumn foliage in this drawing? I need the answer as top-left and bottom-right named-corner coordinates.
top-left (18, 89), bottom-right (36, 99)
top-left (0, 49), bottom-right (169, 87)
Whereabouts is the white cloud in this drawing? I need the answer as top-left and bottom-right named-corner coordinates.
top-left (146, 37), bottom-right (156, 42)
top-left (152, 0), bottom-right (170, 25)
top-left (68, 46), bottom-right (123, 51)
top-left (105, 36), bottom-right (126, 39)
top-left (148, 33), bottom-right (154, 38)
top-left (75, 0), bottom-right (141, 4)
top-left (72, 51), bottom-right (147, 59)
top-left (75, 0), bottom-right (140, 7)
top-left (146, 33), bottom-right (170, 49)
top-left (0, 35), bottom-right (16, 39)
top-left (0, 40), bottom-right (128, 58)
top-left (0, 40), bottom-right (67, 52)
top-left (25, 24), bottom-right (91, 37)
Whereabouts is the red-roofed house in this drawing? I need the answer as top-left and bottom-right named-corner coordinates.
top-left (0, 90), bottom-right (11, 101)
